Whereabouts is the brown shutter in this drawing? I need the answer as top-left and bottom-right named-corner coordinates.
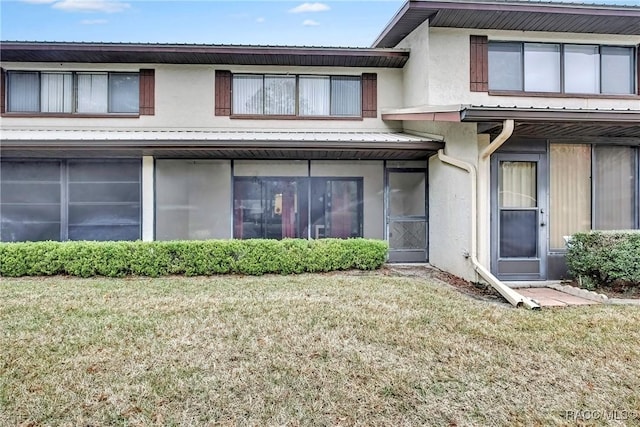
top-left (139, 69), bottom-right (155, 115)
top-left (361, 73), bottom-right (377, 118)
top-left (637, 46), bottom-right (640, 95)
top-left (215, 70), bottom-right (232, 116)
top-left (470, 36), bottom-right (489, 92)
top-left (1, 68), bottom-right (6, 114)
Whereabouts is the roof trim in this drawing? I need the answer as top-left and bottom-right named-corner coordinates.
top-left (373, 0), bottom-right (640, 48)
top-left (460, 106), bottom-right (640, 123)
top-left (0, 42), bottom-right (410, 68)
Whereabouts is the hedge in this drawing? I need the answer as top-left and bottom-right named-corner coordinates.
top-left (566, 231), bottom-right (640, 288)
top-left (0, 238), bottom-right (388, 278)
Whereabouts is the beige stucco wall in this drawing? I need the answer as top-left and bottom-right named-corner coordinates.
top-left (0, 63), bottom-right (404, 132)
top-left (403, 120), bottom-right (480, 281)
top-left (396, 20), bottom-right (431, 108)
top-left (427, 28), bottom-right (640, 109)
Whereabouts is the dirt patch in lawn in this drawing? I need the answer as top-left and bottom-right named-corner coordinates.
top-left (380, 264), bottom-right (506, 303)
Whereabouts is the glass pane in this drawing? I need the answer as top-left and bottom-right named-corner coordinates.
top-left (488, 42), bottom-right (523, 91)
top-left (299, 76), bottom-right (330, 116)
top-left (264, 75), bottom-right (295, 115)
top-left (109, 73), bottom-right (139, 113)
top-left (0, 160), bottom-right (62, 242)
top-left (311, 179), bottom-right (362, 238)
top-left (564, 45), bottom-right (599, 94)
top-left (68, 204), bottom-right (140, 226)
top-left (389, 221), bottom-right (426, 250)
top-left (41, 73), bottom-right (73, 113)
top-left (77, 73), bottom-right (108, 113)
top-left (156, 160), bottom-right (229, 240)
top-left (549, 144), bottom-right (591, 250)
top-left (500, 210), bottom-right (537, 258)
top-left (499, 162), bottom-right (537, 208)
top-left (524, 43), bottom-right (560, 92)
top-left (331, 76), bottom-right (361, 116)
top-left (232, 75), bottom-right (263, 115)
top-left (389, 172), bottom-right (425, 217)
top-left (68, 161), bottom-right (140, 182)
top-left (1, 160), bottom-right (61, 181)
top-left (594, 146), bottom-right (635, 230)
top-left (8, 71), bottom-right (39, 112)
top-left (234, 179), bottom-right (263, 238)
top-left (1, 222), bottom-right (60, 242)
top-left (68, 183), bottom-right (140, 203)
top-left (69, 225), bottom-right (139, 241)
top-left (1, 183), bottom-right (61, 204)
top-left (601, 47), bottom-right (634, 95)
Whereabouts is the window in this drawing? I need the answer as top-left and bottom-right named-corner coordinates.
top-left (231, 74), bottom-right (362, 117)
top-left (1, 160), bottom-right (141, 242)
top-left (549, 144), bottom-right (639, 250)
top-left (6, 71), bottom-right (140, 114)
top-left (233, 177), bottom-right (363, 239)
top-left (487, 42), bottom-right (636, 95)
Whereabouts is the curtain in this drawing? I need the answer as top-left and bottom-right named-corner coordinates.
top-left (109, 73), bottom-right (139, 113)
top-left (549, 144), bottom-right (591, 249)
top-left (499, 161), bottom-right (537, 208)
top-left (41, 73), bottom-right (73, 113)
top-left (8, 72), bottom-right (39, 112)
top-left (601, 47), bottom-right (634, 95)
top-left (264, 75), bottom-right (295, 115)
top-left (330, 76), bottom-right (361, 116)
top-left (299, 76), bottom-right (330, 116)
top-left (77, 73), bottom-right (108, 113)
top-left (594, 146), bottom-right (635, 230)
top-left (232, 75), bottom-right (263, 114)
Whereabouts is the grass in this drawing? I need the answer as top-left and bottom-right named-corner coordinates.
top-left (1, 272), bottom-right (640, 426)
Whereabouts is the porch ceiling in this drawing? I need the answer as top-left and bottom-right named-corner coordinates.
top-left (462, 106), bottom-right (640, 141)
top-left (0, 130), bottom-right (443, 160)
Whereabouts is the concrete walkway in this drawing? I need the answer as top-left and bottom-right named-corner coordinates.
top-left (516, 287), bottom-right (599, 308)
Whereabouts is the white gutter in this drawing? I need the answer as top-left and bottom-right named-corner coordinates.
top-left (437, 119), bottom-right (540, 309)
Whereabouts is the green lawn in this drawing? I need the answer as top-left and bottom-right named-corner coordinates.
top-left (1, 273), bottom-right (639, 426)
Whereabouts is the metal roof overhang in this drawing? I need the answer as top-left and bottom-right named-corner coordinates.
top-left (0, 42), bottom-right (410, 68)
top-left (374, 0), bottom-right (640, 48)
top-left (462, 107), bottom-right (640, 141)
top-left (0, 130), bottom-right (444, 160)
top-left (381, 105), bottom-right (640, 141)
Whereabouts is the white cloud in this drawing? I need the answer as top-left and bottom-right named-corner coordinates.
top-left (289, 2), bottom-right (330, 13)
top-left (80, 18), bottom-right (108, 24)
top-left (256, 17), bottom-right (265, 23)
top-left (51, 0), bottom-right (130, 13)
top-left (302, 19), bottom-right (320, 26)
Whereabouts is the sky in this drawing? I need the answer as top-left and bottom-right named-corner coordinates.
top-left (0, 0), bottom-right (638, 48)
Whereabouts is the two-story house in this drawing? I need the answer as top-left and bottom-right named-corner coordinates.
top-left (2, 0), bottom-right (639, 286)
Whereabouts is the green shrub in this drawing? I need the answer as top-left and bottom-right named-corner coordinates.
top-left (566, 231), bottom-right (640, 288)
top-left (0, 238), bottom-right (388, 278)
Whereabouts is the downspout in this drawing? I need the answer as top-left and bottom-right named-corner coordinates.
top-left (437, 119), bottom-right (540, 309)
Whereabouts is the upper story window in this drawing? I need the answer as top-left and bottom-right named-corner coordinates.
top-left (231, 74), bottom-right (362, 117)
top-left (487, 42), bottom-right (636, 95)
top-left (5, 71), bottom-right (142, 114)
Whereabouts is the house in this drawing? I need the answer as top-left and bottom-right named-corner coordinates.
top-left (1, 0), bottom-right (639, 285)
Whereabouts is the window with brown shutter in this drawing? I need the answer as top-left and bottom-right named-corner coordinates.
top-left (139, 69), bottom-right (155, 116)
top-left (361, 73), bottom-right (377, 118)
top-left (215, 70), bottom-right (232, 116)
top-left (470, 35), bottom-right (488, 92)
top-left (1, 68), bottom-right (5, 114)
